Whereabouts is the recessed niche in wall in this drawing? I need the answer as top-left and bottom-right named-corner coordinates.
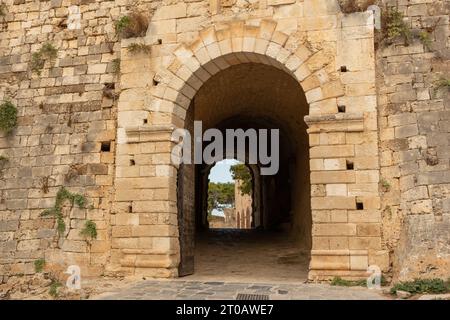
top-left (346, 160), bottom-right (354, 170)
top-left (101, 141), bottom-right (111, 152)
top-left (356, 201), bottom-right (364, 210)
top-left (338, 105), bottom-right (346, 113)
top-left (340, 66), bottom-right (348, 72)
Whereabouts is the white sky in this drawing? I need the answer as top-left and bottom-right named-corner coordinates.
top-left (208, 159), bottom-right (240, 183)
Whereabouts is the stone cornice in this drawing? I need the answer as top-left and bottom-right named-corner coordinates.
top-left (125, 124), bottom-right (176, 143)
top-left (304, 113), bottom-right (364, 133)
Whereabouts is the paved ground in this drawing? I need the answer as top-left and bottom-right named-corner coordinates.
top-left (93, 280), bottom-right (387, 300)
top-left (93, 229), bottom-right (387, 300)
top-left (193, 229), bottom-right (310, 282)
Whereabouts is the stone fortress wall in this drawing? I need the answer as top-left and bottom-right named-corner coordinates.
top-left (0, 0), bottom-right (448, 282)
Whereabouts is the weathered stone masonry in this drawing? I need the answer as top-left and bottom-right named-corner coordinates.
top-left (0, 0), bottom-right (448, 282)
top-left (377, 0), bottom-right (450, 280)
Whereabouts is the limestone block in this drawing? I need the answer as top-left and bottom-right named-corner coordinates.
top-left (311, 196), bottom-right (356, 209)
top-left (311, 171), bottom-right (355, 184)
top-left (329, 236), bottom-right (349, 250)
top-left (354, 157), bottom-right (379, 170)
top-left (303, 0), bottom-right (340, 17)
top-left (299, 16), bottom-right (337, 31)
top-left (312, 237), bottom-right (330, 250)
top-left (209, 0), bottom-right (221, 15)
top-left (131, 225), bottom-right (177, 237)
top-left (310, 145), bottom-right (354, 158)
top-left (369, 250), bottom-right (389, 272)
top-left (330, 210), bottom-right (348, 223)
top-left (294, 63), bottom-right (311, 82)
top-left (350, 254), bottom-right (368, 270)
top-left (112, 237), bottom-right (139, 249)
top-left (153, 4), bottom-right (187, 21)
top-left (323, 158), bottom-right (346, 170)
top-left (268, 0), bottom-right (296, 5)
top-left (313, 223), bottom-right (356, 236)
top-left (395, 124), bottom-right (419, 139)
top-left (356, 223), bottom-right (381, 236)
top-left (312, 210), bottom-right (331, 223)
top-left (349, 237), bottom-right (381, 250)
top-left (409, 200), bottom-right (433, 214)
top-left (356, 170), bottom-right (379, 184)
top-left (310, 159), bottom-right (324, 171)
top-left (348, 210), bottom-right (381, 223)
top-left (273, 3), bottom-right (303, 19)
top-left (326, 184), bottom-right (347, 196)
top-left (348, 183), bottom-right (379, 197)
top-left (310, 254), bottom-right (350, 270)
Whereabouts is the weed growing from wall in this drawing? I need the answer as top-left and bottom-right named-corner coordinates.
top-left (115, 11), bottom-right (148, 38)
top-left (30, 43), bottom-right (58, 75)
top-left (80, 220), bottom-right (98, 241)
top-left (40, 187), bottom-right (87, 235)
top-left (383, 7), bottom-right (411, 45)
top-left (34, 258), bottom-right (45, 273)
top-left (127, 43), bottom-right (151, 54)
top-left (0, 101), bottom-right (18, 133)
top-left (112, 58), bottom-right (121, 74)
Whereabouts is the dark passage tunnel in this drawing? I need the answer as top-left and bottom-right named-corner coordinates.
top-left (177, 62), bottom-right (312, 280)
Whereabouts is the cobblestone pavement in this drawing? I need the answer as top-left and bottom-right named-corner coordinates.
top-left (93, 280), bottom-right (388, 300)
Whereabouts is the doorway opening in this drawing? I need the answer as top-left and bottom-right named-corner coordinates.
top-left (207, 160), bottom-right (255, 229)
top-left (176, 61), bottom-right (311, 282)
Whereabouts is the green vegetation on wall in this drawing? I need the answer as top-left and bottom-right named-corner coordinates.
top-left (80, 220), bottom-right (98, 241)
top-left (0, 101), bottom-right (18, 133)
top-left (115, 11), bottom-right (148, 38)
top-left (31, 43), bottom-right (58, 75)
top-left (40, 187), bottom-right (87, 235)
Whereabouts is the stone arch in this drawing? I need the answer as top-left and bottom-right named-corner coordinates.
top-left (170, 20), bottom-right (319, 277)
top-left (152, 19), bottom-right (342, 127)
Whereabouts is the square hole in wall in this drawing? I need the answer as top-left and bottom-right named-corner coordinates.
top-left (128, 204), bottom-right (133, 213)
top-left (356, 201), bottom-right (364, 210)
top-left (101, 141), bottom-right (111, 152)
top-left (340, 66), bottom-right (348, 72)
top-left (143, 118), bottom-right (148, 124)
top-left (130, 159), bottom-right (135, 166)
top-left (346, 160), bottom-right (354, 170)
top-left (338, 105), bottom-right (346, 113)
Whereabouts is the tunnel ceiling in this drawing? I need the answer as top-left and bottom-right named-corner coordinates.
top-left (193, 63), bottom-right (309, 147)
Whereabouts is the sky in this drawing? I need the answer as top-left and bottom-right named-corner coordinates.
top-left (208, 159), bottom-right (240, 183)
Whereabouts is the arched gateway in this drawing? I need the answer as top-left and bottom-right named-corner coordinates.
top-left (114, 14), bottom-right (385, 280)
